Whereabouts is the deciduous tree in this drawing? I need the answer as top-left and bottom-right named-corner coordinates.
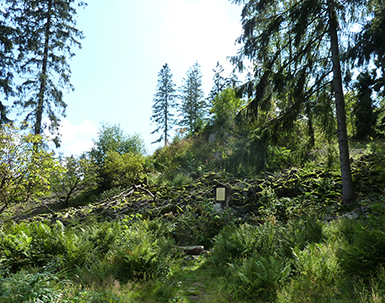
top-left (51, 154), bottom-right (98, 206)
top-left (211, 87), bottom-right (244, 126)
top-left (0, 124), bottom-right (61, 214)
top-left (89, 122), bottom-right (145, 190)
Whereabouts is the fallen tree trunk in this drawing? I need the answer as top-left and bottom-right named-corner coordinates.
top-left (177, 245), bottom-right (204, 255)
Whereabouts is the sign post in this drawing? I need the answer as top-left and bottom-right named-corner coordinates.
top-left (215, 184), bottom-right (231, 210)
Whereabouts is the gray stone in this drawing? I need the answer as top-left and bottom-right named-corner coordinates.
top-left (208, 133), bottom-right (216, 143)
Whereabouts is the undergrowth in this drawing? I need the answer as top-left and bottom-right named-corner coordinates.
top-left (2, 194), bottom-right (385, 303)
top-left (1, 143), bottom-right (385, 302)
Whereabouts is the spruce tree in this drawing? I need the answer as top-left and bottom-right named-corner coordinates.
top-left (207, 61), bottom-right (225, 105)
top-left (351, 1), bottom-right (385, 92)
top-left (229, 0), bottom-right (371, 205)
top-left (0, 9), bottom-right (15, 124)
top-left (8, 0), bottom-right (86, 146)
top-left (150, 63), bottom-right (177, 146)
top-left (354, 70), bottom-right (377, 140)
top-left (179, 62), bottom-right (206, 134)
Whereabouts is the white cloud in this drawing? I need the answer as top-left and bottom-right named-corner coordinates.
top-left (59, 119), bottom-right (98, 157)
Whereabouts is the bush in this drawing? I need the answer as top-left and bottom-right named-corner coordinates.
top-left (0, 270), bottom-right (62, 303)
top-left (277, 242), bottom-right (341, 302)
top-left (209, 222), bottom-right (280, 274)
top-left (89, 122), bottom-right (146, 190)
top-left (336, 202), bottom-right (385, 281)
top-left (0, 124), bottom-right (61, 215)
top-left (111, 219), bottom-right (174, 282)
top-left (338, 224), bottom-right (385, 280)
top-left (50, 154), bottom-right (98, 205)
top-left (0, 221), bottom-right (67, 272)
top-left (102, 151), bottom-right (146, 189)
top-left (232, 255), bottom-right (291, 302)
top-left (284, 217), bottom-right (324, 252)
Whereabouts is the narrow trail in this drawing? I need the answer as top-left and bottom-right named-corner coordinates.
top-left (166, 256), bottom-right (228, 303)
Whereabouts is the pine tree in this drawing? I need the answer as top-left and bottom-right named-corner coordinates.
top-left (150, 63), bottom-right (177, 146)
top-left (229, 0), bottom-right (370, 205)
top-left (8, 0), bottom-right (86, 146)
top-left (179, 62), bottom-right (206, 134)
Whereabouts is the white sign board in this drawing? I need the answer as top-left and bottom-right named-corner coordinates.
top-left (216, 187), bottom-right (226, 201)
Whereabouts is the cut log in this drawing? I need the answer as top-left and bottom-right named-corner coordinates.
top-left (177, 245), bottom-right (204, 255)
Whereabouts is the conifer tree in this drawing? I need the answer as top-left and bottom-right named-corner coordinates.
top-left (0, 9), bottom-right (15, 124)
top-left (179, 62), bottom-right (206, 134)
top-left (151, 63), bottom-right (177, 146)
top-left (8, 0), bottom-right (86, 146)
top-left (207, 62), bottom-right (240, 107)
top-left (351, 0), bottom-right (385, 97)
top-left (208, 61), bottom-right (225, 105)
top-left (353, 70), bottom-right (377, 140)
top-left (229, 0), bottom-right (370, 205)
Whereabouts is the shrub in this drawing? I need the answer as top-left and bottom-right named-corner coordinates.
top-left (0, 270), bottom-right (62, 303)
top-left (277, 242), bottom-right (341, 302)
top-left (50, 154), bottom-right (98, 205)
top-left (284, 217), bottom-right (324, 252)
top-left (0, 124), bottom-right (61, 215)
top-left (89, 122), bottom-right (146, 190)
top-left (102, 151), bottom-right (146, 189)
top-left (171, 204), bottom-right (231, 249)
top-left (338, 223), bottom-right (385, 280)
top-left (336, 202), bottom-right (385, 281)
top-left (170, 172), bottom-right (193, 187)
top-left (0, 221), bottom-right (67, 272)
top-left (232, 255), bottom-right (291, 302)
top-left (112, 220), bottom-right (174, 282)
top-left (209, 222), bottom-right (280, 274)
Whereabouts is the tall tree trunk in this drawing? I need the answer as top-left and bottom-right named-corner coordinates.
top-left (164, 107), bottom-right (168, 147)
top-left (327, 0), bottom-right (355, 206)
top-left (34, 0), bottom-right (53, 136)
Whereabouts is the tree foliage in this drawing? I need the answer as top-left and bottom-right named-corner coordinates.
top-left (0, 124), bottom-right (60, 214)
top-left (179, 62), bottom-right (207, 134)
top-left (90, 122), bottom-right (145, 166)
top-left (6, 0), bottom-right (86, 146)
top-left (151, 63), bottom-right (177, 146)
top-left (353, 70), bottom-right (377, 140)
top-left (0, 8), bottom-right (14, 124)
top-left (350, 0), bottom-right (385, 98)
top-left (89, 122), bottom-right (146, 190)
top-left (102, 151), bottom-right (146, 189)
top-left (211, 87), bottom-right (244, 127)
top-left (228, 0), bottom-right (371, 204)
top-left (50, 154), bottom-right (98, 206)
top-left (207, 61), bottom-right (226, 106)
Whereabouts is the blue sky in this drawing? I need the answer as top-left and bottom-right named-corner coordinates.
top-left (59, 0), bottom-right (243, 156)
